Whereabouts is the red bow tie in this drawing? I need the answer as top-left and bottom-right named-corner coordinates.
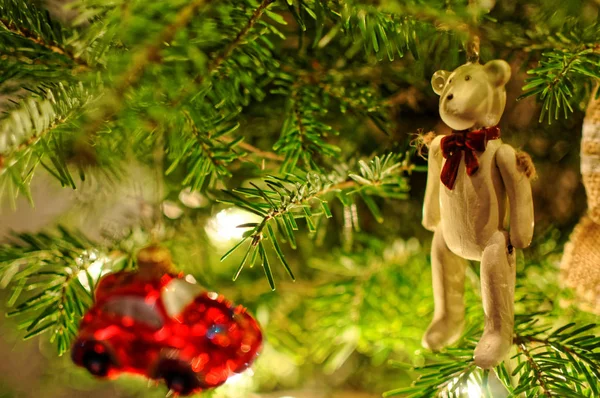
top-left (440, 126), bottom-right (501, 190)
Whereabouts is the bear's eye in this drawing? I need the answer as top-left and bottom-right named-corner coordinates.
top-left (465, 75), bottom-right (471, 81)
top-left (449, 79), bottom-right (453, 84)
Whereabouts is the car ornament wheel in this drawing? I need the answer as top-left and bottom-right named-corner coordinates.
top-left (82, 350), bottom-right (113, 377)
top-left (163, 371), bottom-right (197, 396)
top-left (157, 358), bottom-right (202, 396)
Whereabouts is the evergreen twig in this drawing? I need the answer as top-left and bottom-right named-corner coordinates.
top-left (85, 0), bottom-right (210, 135)
top-left (205, 0), bottom-right (276, 81)
top-left (273, 81), bottom-right (341, 172)
top-left (0, 0), bottom-right (89, 67)
top-left (0, 228), bottom-right (120, 355)
top-left (515, 339), bottom-right (554, 397)
top-left (166, 110), bottom-right (244, 191)
top-left (220, 153), bottom-right (412, 289)
top-left (0, 83), bottom-right (95, 203)
top-left (171, 0), bottom-right (277, 106)
top-left (387, 313), bottom-right (600, 397)
top-left (519, 47), bottom-right (600, 123)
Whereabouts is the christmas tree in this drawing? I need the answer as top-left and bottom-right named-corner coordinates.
top-left (0, 0), bottom-right (599, 397)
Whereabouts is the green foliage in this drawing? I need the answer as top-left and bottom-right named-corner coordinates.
top-left (0, 82), bottom-right (96, 204)
top-left (508, 316), bottom-right (600, 397)
top-left (0, 228), bottom-right (114, 355)
top-left (0, 83), bottom-right (92, 155)
top-left (348, 153), bottom-right (413, 199)
top-left (323, 79), bottom-right (392, 134)
top-left (384, 315), bottom-right (600, 398)
top-left (286, 1), bottom-right (422, 60)
top-left (166, 111), bottom-right (245, 191)
top-left (167, 0), bottom-right (283, 108)
top-left (338, 4), bottom-right (420, 61)
top-left (519, 48), bottom-right (600, 123)
top-left (270, 67), bottom-right (395, 172)
top-left (220, 153), bottom-right (411, 289)
top-left (157, 0), bottom-right (287, 189)
top-left (273, 79), bottom-right (341, 172)
top-left (385, 330), bottom-right (482, 398)
top-left (220, 171), bottom-right (340, 290)
top-left (298, 243), bottom-right (431, 373)
top-left (0, 0), bottom-right (69, 58)
top-left (485, 13), bottom-right (600, 123)
top-left (0, 55), bottom-right (70, 86)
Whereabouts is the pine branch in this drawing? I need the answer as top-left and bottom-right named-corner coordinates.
top-left (235, 139), bottom-right (284, 162)
top-left (220, 153), bottom-right (412, 289)
top-left (306, 248), bottom-right (431, 373)
top-left (519, 47), bottom-right (600, 123)
top-left (388, 311), bottom-right (600, 397)
top-left (170, 0), bottom-right (278, 107)
top-left (0, 83), bottom-right (92, 156)
top-left (206, 0), bottom-right (276, 79)
top-left (167, 108), bottom-right (284, 191)
top-left (0, 228), bottom-right (121, 355)
top-left (288, 1), bottom-right (470, 61)
top-left (84, 0), bottom-right (210, 135)
top-left (273, 81), bottom-right (341, 173)
top-left (339, 4), bottom-right (421, 61)
top-left (510, 320), bottom-right (600, 397)
top-left (317, 79), bottom-right (391, 135)
top-left (166, 110), bottom-right (246, 191)
top-left (0, 83), bottom-right (96, 203)
top-left (0, 0), bottom-right (89, 67)
top-left (484, 11), bottom-right (600, 54)
top-left (515, 339), bottom-right (554, 397)
top-left (221, 172), bottom-right (343, 290)
top-left (153, 1), bottom-right (283, 188)
top-left (384, 330), bottom-right (481, 398)
top-left (0, 19), bottom-right (86, 67)
top-left (218, 133), bottom-right (284, 163)
top-left (270, 64), bottom-right (398, 172)
top-left (0, 57), bottom-right (75, 85)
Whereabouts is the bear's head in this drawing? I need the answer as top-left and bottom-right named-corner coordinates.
top-left (431, 60), bottom-right (511, 131)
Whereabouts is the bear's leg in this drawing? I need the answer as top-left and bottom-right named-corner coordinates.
top-left (474, 230), bottom-right (516, 369)
top-left (422, 228), bottom-right (468, 350)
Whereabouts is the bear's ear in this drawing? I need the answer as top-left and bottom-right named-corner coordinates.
top-left (484, 60), bottom-right (511, 87)
top-left (431, 70), bottom-right (451, 95)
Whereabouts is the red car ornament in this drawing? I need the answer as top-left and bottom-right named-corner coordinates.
top-left (71, 250), bottom-right (263, 396)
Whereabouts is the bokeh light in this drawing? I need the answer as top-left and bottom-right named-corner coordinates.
top-left (205, 208), bottom-right (261, 246)
top-left (76, 250), bottom-right (110, 291)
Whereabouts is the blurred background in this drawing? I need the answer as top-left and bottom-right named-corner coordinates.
top-left (0, 0), bottom-right (599, 397)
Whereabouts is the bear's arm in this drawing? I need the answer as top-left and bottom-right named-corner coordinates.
top-left (496, 144), bottom-right (534, 248)
top-left (422, 135), bottom-right (443, 231)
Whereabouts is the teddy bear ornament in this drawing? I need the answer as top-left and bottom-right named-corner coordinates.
top-left (422, 59), bottom-right (535, 369)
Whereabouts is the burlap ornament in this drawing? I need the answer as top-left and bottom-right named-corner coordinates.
top-left (561, 84), bottom-right (600, 314)
top-left (582, 83), bottom-right (600, 224)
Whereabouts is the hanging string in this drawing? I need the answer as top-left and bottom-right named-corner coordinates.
top-left (136, 128), bottom-right (176, 278)
top-left (466, 35), bottom-right (480, 63)
top-left (467, 0), bottom-right (481, 63)
top-left (150, 127), bottom-right (166, 245)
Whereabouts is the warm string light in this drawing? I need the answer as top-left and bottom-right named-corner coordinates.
top-left (205, 208), bottom-right (262, 245)
top-left (445, 376), bottom-right (482, 398)
top-left (162, 188), bottom-right (208, 219)
top-left (76, 250), bottom-right (110, 291)
top-left (211, 369), bottom-right (255, 398)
